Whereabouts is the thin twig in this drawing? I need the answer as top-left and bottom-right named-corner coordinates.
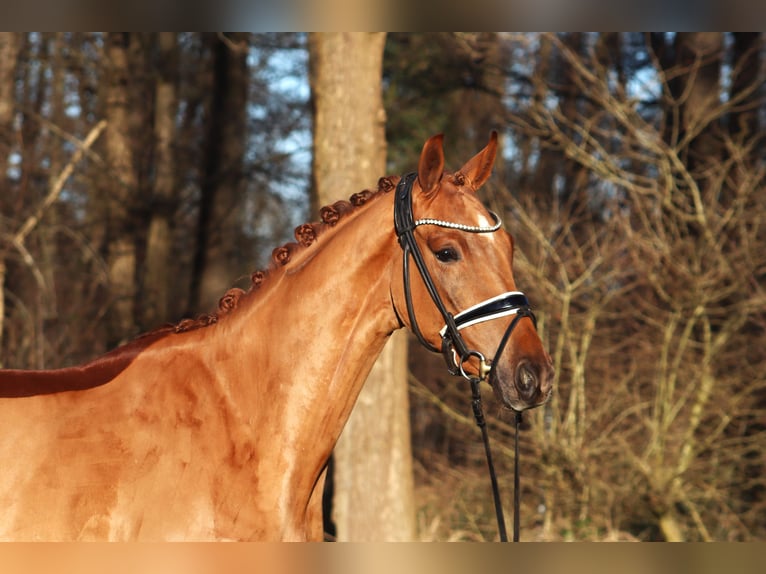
top-left (12, 120), bottom-right (107, 247)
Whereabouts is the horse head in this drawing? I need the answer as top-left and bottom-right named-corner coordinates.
top-left (391, 132), bottom-right (553, 412)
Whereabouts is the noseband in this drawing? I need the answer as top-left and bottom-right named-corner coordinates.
top-left (393, 173), bottom-right (536, 386)
top-left (393, 173), bottom-right (538, 542)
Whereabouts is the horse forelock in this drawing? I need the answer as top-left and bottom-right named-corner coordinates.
top-left (169, 175), bottom-right (400, 335)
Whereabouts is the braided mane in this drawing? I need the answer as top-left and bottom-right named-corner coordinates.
top-left (168, 175), bottom-right (400, 334)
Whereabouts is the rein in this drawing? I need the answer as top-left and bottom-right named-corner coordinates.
top-left (394, 173), bottom-right (537, 542)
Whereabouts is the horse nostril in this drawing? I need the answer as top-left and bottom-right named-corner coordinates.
top-left (515, 362), bottom-right (538, 402)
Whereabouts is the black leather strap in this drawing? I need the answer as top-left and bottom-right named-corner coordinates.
top-left (395, 173), bottom-right (463, 355)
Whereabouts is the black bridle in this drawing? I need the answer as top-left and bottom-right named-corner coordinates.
top-left (393, 173), bottom-right (537, 542)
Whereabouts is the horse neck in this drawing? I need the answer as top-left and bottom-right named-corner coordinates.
top-left (217, 192), bottom-right (401, 443)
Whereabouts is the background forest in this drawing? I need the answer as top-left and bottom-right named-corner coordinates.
top-left (1, 32), bottom-right (764, 541)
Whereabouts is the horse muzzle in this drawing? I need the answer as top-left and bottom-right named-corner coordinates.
top-left (489, 355), bottom-right (553, 411)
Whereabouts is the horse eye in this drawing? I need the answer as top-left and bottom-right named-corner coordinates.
top-left (434, 247), bottom-right (460, 263)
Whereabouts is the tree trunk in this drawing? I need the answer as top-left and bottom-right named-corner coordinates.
top-left (141, 33), bottom-right (178, 329)
top-left (0, 33), bottom-right (20, 182)
top-left (102, 33), bottom-right (141, 345)
top-left (529, 33), bottom-right (558, 211)
top-left (189, 33), bottom-right (249, 314)
top-left (672, 33), bottom-right (724, 175)
top-left (448, 33), bottom-right (507, 161)
top-left (0, 32), bottom-right (21, 364)
top-left (728, 33), bottom-right (761, 142)
top-left (37, 33), bottom-right (67, 363)
top-left (308, 32), bottom-right (416, 541)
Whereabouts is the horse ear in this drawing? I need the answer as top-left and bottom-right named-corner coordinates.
top-left (417, 133), bottom-right (445, 196)
top-left (459, 130), bottom-right (498, 191)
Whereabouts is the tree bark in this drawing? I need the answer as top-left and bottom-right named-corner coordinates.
top-left (529, 33), bottom-right (558, 211)
top-left (672, 33), bottom-right (724, 175)
top-left (309, 32), bottom-right (416, 541)
top-left (102, 33), bottom-right (141, 345)
top-left (141, 33), bottom-right (178, 329)
top-left (0, 33), bottom-right (20, 182)
top-left (189, 33), bottom-right (249, 314)
top-left (0, 33), bottom-right (21, 364)
top-left (729, 33), bottom-right (761, 141)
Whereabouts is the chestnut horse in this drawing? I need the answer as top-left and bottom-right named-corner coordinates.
top-left (0, 133), bottom-right (552, 540)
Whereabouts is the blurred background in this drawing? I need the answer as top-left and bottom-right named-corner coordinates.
top-left (0, 32), bottom-right (764, 541)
